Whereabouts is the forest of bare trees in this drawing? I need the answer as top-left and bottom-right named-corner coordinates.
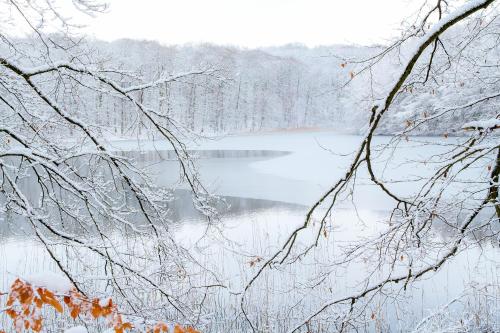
top-left (0, 0), bottom-right (499, 332)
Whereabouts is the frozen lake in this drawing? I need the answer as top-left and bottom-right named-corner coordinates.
top-left (1, 130), bottom-right (498, 332)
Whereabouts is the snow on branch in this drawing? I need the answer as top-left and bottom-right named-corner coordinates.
top-left (462, 118), bottom-right (500, 131)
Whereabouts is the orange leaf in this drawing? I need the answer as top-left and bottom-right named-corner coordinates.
top-left (19, 286), bottom-right (34, 305)
top-left (49, 298), bottom-right (63, 313)
top-left (101, 299), bottom-right (114, 317)
top-left (5, 309), bottom-right (18, 319)
top-left (174, 324), bottom-right (185, 333)
top-left (38, 289), bottom-right (63, 313)
top-left (9, 279), bottom-right (22, 292)
top-left (153, 322), bottom-right (168, 333)
top-left (122, 322), bottom-right (133, 330)
top-left (34, 297), bottom-right (43, 308)
top-left (91, 299), bottom-right (102, 318)
top-left (32, 317), bottom-right (43, 332)
top-left (114, 322), bottom-right (133, 333)
top-left (70, 306), bottom-right (81, 319)
top-left (6, 295), bottom-right (15, 307)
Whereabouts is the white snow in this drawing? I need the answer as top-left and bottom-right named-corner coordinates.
top-left (25, 272), bottom-right (73, 293)
top-left (405, 0), bottom-right (490, 61)
top-left (462, 118), bottom-right (500, 130)
top-left (426, 0), bottom-right (489, 37)
top-left (99, 297), bottom-right (112, 307)
top-left (64, 326), bottom-right (88, 333)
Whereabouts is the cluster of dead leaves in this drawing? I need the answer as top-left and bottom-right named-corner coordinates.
top-left (0, 278), bottom-right (200, 333)
top-left (3, 278), bottom-right (47, 332)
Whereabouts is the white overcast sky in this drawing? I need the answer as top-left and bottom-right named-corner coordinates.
top-left (81, 0), bottom-right (420, 47)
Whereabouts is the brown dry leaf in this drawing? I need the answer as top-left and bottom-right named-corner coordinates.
top-left (91, 299), bottom-right (102, 318)
top-left (153, 322), bottom-right (168, 333)
top-left (174, 324), bottom-right (185, 333)
top-left (70, 306), bottom-right (81, 319)
top-left (37, 288), bottom-right (63, 313)
top-left (32, 317), bottom-right (43, 332)
top-left (34, 297), bottom-right (43, 309)
top-left (6, 309), bottom-right (18, 319)
top-left (121, 322), bottom-right (133, 330)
